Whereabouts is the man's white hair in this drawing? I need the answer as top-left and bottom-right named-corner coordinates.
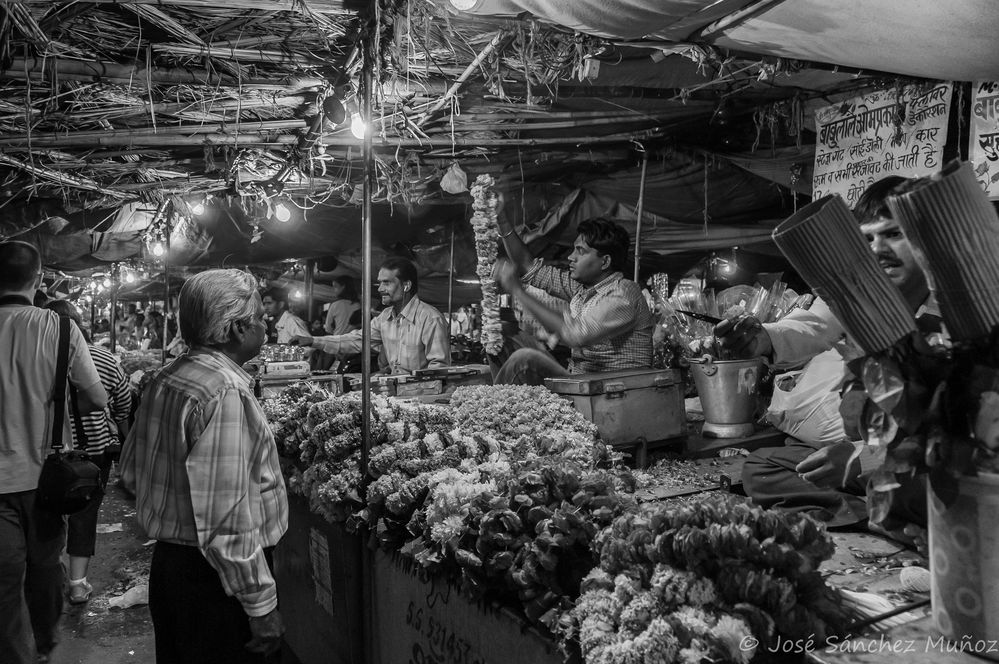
top-left (179, 269), bottom-right (259, 347)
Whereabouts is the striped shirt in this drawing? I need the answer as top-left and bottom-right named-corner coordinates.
top-left (70, 344), bottom-right (131, 454)
top-left (119, 349), bottom-right (288, 617)
top-left (524, 259), bottom-right (654, 373)
top-left (313, 295), bottom-right (449, 373)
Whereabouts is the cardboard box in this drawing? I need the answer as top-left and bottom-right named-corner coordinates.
top-left (545, 368), bottom-right (686, 444)
top-left (372, 550), bottom-right (561, 664)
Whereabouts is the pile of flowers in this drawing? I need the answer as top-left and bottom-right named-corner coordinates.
top-left (469, 174), bottom-right (503, 355)
top-left (261, 381), bottom-right (333, 457)
top-left (450, 385), bottom-right (609, 465)
top-left (561, 494), bottom-right (850, 663)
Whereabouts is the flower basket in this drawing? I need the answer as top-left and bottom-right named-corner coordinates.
top-left (928, 471), bottom-right (999, 659)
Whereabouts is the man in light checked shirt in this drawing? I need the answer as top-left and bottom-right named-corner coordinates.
top-left (494, 216), bottom-right (654, 384)
top-left (120, 269), bottom-right (287, 663)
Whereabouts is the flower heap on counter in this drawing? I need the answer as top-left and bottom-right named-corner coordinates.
top-left (264, 383), bottom-right (850, 655)
top-left (561, 494), bottom-right (850, 664)
top-left (450, 385), bottom-right (611, 466)
top-left (469, 174), bottom-right (503, 355)
top-left (261, 381), bottom-right (332, 458)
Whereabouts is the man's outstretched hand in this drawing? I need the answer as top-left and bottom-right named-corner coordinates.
top-left (289, 335), bottom-right (314, 346)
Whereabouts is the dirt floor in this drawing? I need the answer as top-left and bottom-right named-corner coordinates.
top-left (51, 473), bottom-right (156, 664)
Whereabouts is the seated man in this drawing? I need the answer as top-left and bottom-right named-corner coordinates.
top-left (718, 176), bottom-right (944, 529)
top-left (493, 217), bottom-right (654, 385)
top-left (262, 287), bottom-right (309, 344)
top-left (293, 257), bottom-right (449, 374)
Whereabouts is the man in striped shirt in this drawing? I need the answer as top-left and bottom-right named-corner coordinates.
top-left (494, 217), bottom-right (654, 384)
top-left (120, 269), bottom-right (287, 663)
top-left (45, 300), bottom-right (132, 605)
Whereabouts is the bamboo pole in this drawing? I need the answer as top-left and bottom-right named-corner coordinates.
top-left (123, 5), bottom-right (242, 78)
top-left (321, 126), bottom-right (671, 148)
top-left (359, 16), bottom-right (375, 664)
top-left (415, 30), bottom-right (511, 128)
top-left (0, 119), bottom-right (306, 146)
top-left (1, 57), bottom-right (324, 89)
top-left (15, 0), bottom-right (347, 13)
top-left (152, 43), bottom-right (327, 67)
top-left (424, 113), bottom-right (693, 132)
top-left (110, 264), bottom-right (119, 354)
top-left (0, 153), bottom-right (129, 198)
top-left (633, 150), bottom-right (649, 282)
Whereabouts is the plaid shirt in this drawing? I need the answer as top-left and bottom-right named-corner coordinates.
top-left (120, 349), bottom-right (288, 617)
top-left (524, 260), bottom-right (653, 373)
top-left (313, 295), bottom-right (449, 373)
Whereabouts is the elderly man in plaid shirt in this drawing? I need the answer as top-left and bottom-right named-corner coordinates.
top-left (494, 216), bottom-right (654, 384)
top-left (120, 269), bottom-right (287, 664)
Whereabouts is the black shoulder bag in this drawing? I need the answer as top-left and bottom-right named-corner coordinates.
top-left (36, 316), bottom-right (102, 514)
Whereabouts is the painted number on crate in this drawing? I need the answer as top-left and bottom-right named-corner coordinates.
top-left (406, 602), bottom-right (488, 664)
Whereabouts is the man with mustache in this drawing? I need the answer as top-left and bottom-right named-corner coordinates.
top-left (718, 176), bottom-right (944, 529)
top-left (292, 257), bottom-right (449, 374)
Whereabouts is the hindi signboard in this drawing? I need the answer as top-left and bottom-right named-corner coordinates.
top-left (813, 83), bottom-right (952, 206)
top-left (970, 81), bottom-right (999, 199)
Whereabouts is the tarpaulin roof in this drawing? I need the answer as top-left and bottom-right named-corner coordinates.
top-left (714, 0), bottom-right (999, 81)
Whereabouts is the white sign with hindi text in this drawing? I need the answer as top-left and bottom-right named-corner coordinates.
top-left (813, 83), bottom-right (952, 206)
top-left (970, 81), bottom-right (999, 200)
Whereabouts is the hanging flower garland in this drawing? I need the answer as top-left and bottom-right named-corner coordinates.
top-left (469, 174), bottom-right (503, 355)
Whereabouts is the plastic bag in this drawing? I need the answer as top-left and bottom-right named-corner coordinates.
top-left (765, 348), bottom-right (849, 446)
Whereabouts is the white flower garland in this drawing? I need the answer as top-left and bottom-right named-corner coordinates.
top-left (469, 174), bottom-right (503, 355)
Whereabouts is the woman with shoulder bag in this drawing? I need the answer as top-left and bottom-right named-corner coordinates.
top-left (45, 301), bottom-right (132, 604)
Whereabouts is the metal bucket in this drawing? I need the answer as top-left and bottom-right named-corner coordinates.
top-left (689, 356), bottom-right (762, 437)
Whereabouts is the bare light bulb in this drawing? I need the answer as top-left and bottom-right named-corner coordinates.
top-left (125, 272), bottom-right (136, 284)
top-left (191, 201), bottom-right (206, 216)
top-left (274, 202), bottom-right (292, 223)
top-left (151, 241), bottom-right (165, 257)
top-left (350, 113), bottom-right (367, 139)
top-left (292, 289), bottom-right (303, 300)
top-left (102, 278), bottom-right (111, 288)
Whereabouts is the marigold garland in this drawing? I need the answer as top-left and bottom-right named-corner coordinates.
top-left (469, 174), bottom-right (503, 355)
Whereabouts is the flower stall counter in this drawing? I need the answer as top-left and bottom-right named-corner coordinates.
top-left (265, 382), bottom-right (874, 664)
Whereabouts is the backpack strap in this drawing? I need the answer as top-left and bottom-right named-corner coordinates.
top-left (51, 315), bottom-right (72, 452)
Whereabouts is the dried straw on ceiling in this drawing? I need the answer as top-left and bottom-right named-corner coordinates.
top-left (0, 0), bottom-right (891, 213)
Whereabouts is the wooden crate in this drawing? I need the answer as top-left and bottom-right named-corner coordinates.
top-left (273, 497), bottom-right (364, 664)
top-left (372, 551), bottom-right (562, 664)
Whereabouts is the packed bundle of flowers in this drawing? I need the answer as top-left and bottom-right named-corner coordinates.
top-left (450, 385), bottom-right (608, 466)
top-left (401, 458), bottom-right (639, 629)
top-left (261, 381), bottom-right (333, 457)
top-left (469, 174), bottom-right (503, 355)
top-left (561, 494), bottom-right (851, 663)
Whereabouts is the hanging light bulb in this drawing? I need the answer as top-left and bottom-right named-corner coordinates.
top-left (191, 200), bottom-right (206, 216)
top-left (102, 278), bottom-right (112, 288)
top-left (350, 113), bottom-right (367, 139)
top-left (125, 272), bottom-right (136, 284)
top-left (292, 288), bottom-right (303, 300)
top-left (151, 241), bottom-right (166, 257)
top-left (274, 201), bottom-right (292, 223)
